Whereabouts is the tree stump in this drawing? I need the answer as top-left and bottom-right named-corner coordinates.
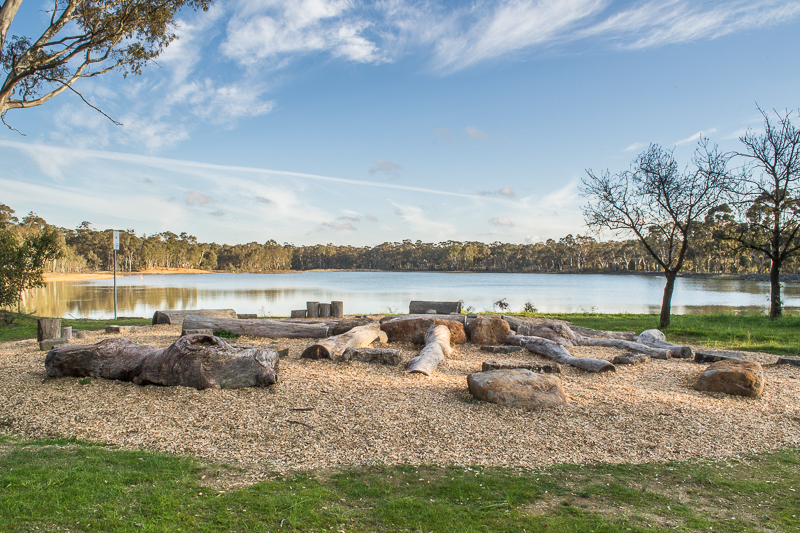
top-left (60, 326), bottom-right (72, 340)
top-left (319, 303), bottom-right (331, 318)
top-left (37, 318), bottom-right (61, 342)
top-left (331, 301), bottom-right (344, 318)
top-left (307, 302), bottom-right (320, 318)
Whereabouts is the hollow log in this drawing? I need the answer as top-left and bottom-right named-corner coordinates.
top-left (331, 301), bottom-right (344, 318)
top-left (182, 316), bottom-right (328, 338)
top-left (37, 318), bottom-right (61, 342)
top-left (301, 322), bottom-right (381, 360)
top-left (569, 326), bottom-right (636, 341)
top-left (507, 334), bottom-right (616, 373)
top-left (151, 309), bottom-right (237, 326)
top-left (408, 325), bottom-right (453, 376)
top-left (409, 300), bottom-right (462, 314)
top-left (46, 335), bottom-right (279, 389)
top-left (635, 329), bottom-right (694, 358)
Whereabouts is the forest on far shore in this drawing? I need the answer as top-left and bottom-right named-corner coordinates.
top-left (1, 203), bottom-right (795, 276)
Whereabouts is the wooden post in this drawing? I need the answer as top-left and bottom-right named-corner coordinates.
top-left (37, 318), bottom-right (62, 342)
top-left (306, 301), bottom-right (320, 318)
top-left (319, 303), bottom-right (331, 318)
top-left (331, 301), bottom-right (344, 318)
top-left (60, 326), bottom-right (72, 340)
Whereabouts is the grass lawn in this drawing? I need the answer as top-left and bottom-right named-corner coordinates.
top-left (0, 312), bottom-right (152, 343)
top-left (0, 436), bottom-right (798, 532)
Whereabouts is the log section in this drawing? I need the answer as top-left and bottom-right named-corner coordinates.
top-left (301, 322), bottom-right (381, 360)
top-left (152, 309), bottom-right (237, 326)
top-left (182, 316), bottom-right (329, 339)
top-left (37, 318), bottom-right (61, 342)
top-left (409, 301), bottom-right (462, 315)
top-left (507, 334), bottom-right (616, 373)
top-left (408, 325), bottom-right (453, 376)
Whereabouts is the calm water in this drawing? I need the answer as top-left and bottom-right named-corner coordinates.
top-left (24, 272), bottom-right (800, 319)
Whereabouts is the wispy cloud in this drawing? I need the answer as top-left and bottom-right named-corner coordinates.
top-left (368, 160), bottom-right (403, 179)
top-left (255, 196), bottom-right (275, 204)
top-left (322, 220), bottom-right (357, 231)
top-left (624, 141), bottom-right (648, 152)
top-left (185, 191), bottom-right (214, 206)
top-left (489, 216), bottom-right (514, 226)
top-left (480, 186), bottom-right (516, 197)
top-left (674, 128), bottom-right (716, 146)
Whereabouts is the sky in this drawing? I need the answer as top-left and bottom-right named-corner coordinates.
top-left (2, 0), bottom-right (800, 246)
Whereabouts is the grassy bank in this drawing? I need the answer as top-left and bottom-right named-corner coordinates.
top-left (0, 436), bottom-right (797, 532)
top-left (525, 312), bottom-right (800, 357)
top-left (0, 313), bottom-right (152, 343)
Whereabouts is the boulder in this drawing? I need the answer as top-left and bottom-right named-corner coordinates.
top-left (612, 352), bottom-right (650, 366)
top-left (467, 369), bottom-right (566, 409)
top-left (694, 360), bottom-right (765, 398)
top-left (469, 316), bottom-right (511, 345)
top-left (380, 317), bottom-right (466, 344)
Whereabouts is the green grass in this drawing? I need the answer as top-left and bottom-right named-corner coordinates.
top-left (514, 312), bottom-right (800, 357)
top-left (0, 312), bottom-right (152, 343)
top-left (0, 437), bottom-right (798, 532)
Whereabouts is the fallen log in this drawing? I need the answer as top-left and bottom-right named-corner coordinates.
top-left (408, 325), bottom-right (453, 376)
top-left (409, 300), bottom-right (462, 314)
top-left (380, 314), bottom-right (467, 325)
top-left (635, 329), bottom-right (694, 358)
top-left (481, 360), bottom-right (562, 373)
top-left (576, 336), bottom-right (673, 359)
top-left (45, 335), bottom-right (279, 389)
top-left (301, 322), bottom-right (381, 360)
top-left (342, 347), bottom-right (402, 365)
top-left (569, 326), bottom-right (636, 341)
top-left (182, 316), bottom-right (329, 339)
top-left (507, 334), bottom-right (616, 373)
top-left (381, 317), bottom-right (467, 344)
top-left (152, 309), bottom-right (237, 326)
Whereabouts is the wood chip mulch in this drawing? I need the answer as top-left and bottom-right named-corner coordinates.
top-left (1, 323), bottom-right (798, 483)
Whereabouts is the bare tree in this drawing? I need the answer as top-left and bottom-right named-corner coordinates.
top-left (581, 140), bottom-right (732, 328)
top-left (0, 0), bottom-right (211, 129)
top-left (717, 107), bottom-right (800, 319)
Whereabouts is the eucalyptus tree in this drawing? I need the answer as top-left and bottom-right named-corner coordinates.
top-left (582, 139), bottom-right (733, 328)
top-left (717, 108), bottom-right (800, 319)
top-left (0, 0), bottom-right (210, 128)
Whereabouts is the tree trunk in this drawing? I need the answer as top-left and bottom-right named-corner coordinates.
top-left (37, 318), bottom-right (61, 342)
top-left (408, 300), bottom-right (462, 314)
top-left (182, 316), bottom-right (329, 338)
top-left (507, 334), bottom-right (616, 373)
top-left (408, 325), bottom-right (453, 375)
top-left (45, 335), bottom-right (279, 389)
top-left (659, 271), bottom-right (677, 328)
top-left (152, 309), bottom-right (238, 326)
top-left (769, 258), bottom-right (782, 319)
top-left (301, 322), bottom-right (381, 360)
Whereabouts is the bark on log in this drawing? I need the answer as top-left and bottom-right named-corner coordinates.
top-left (331, 301), bottom-right (344, 318)
top-left (409, 301), bottom-right (462, 314)
top-left (182, 316), bottom-right (329, 338)
top-left (151, 309), bottom-right (237, 326)
top-left (380, 314), bottom-right (467, 325)
top-left (306, 302), bottom-right (320, 318)
top-left (46, 335), bottom-right (279, 389)
top-left (507, 334), bottom-right (616, 373)
top-left (635, 329), bottom-right (694, 359)
top-left (301, 322), bottom-right (381, 360)
top-left (569, 326), bottom-right (636, 341)
top-left (37, 318), bottom-right (61, 342)
top-left (408, 325), bottom-right (453, 376)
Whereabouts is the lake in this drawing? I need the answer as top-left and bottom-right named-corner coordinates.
top-left (24, 272), bottom-right (800, 319)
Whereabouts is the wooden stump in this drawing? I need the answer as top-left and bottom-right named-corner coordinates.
top-left (60, 326), bottom-right (72, 340)
top-left (290, 310), bottom-right (307, 318)
top-left (37, 318), bottom-right (61, 342)
top-left (307, 302), bottom-right (320, 318)
top-left (319, 303), bottom-right (331, 318)
top-left (331, 301), bottom-right (344, 318)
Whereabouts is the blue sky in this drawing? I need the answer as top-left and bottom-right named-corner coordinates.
top-left (2, 0), bottom-right (800, 246)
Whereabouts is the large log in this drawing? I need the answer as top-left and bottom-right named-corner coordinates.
top-left (330, 317), bottom-right (375, 335)
top-left (380, 317), bottom-right (467, 344)
top-left (570, 326), bottom-right (636, 341)
top-left (576, 336), bottom-right (673, 359)
top-left (380, 314), bottom-right (467, 325)
top-left (408, 325), bottom-right (453, 375)
top-left (46, 335), bottom-right (279, 389)
top-left (635, 329), bottom-right (694, 359)
top-left (507, 334), bottom-right (616, 373)
top-left (409, 301), bottom-right (462, 314)
top-left (152, 309), bottom-right (237, 326)
top-left (37, 318), bottom-right (61, 342)
top-left (514, 321), bottom-right (579, 346)
top-left (342, 347), bottom-right (402, 365)
top-left (182, 316), bottom-right (329, 338)
top-left (301, 322), bottom-right (381, 360)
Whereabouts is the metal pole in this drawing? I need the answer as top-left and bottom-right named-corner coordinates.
top-left (114, 248), bottom-right (117, 319)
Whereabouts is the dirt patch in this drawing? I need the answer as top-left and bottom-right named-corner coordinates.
top-left (1, 324), bottom-right (798, 482)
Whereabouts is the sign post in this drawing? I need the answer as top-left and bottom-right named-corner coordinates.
top-left (113, 230), bottom-right (119, 319)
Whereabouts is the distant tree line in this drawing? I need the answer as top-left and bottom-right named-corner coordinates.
top-left (1, 202), bottom-right (796, 277)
